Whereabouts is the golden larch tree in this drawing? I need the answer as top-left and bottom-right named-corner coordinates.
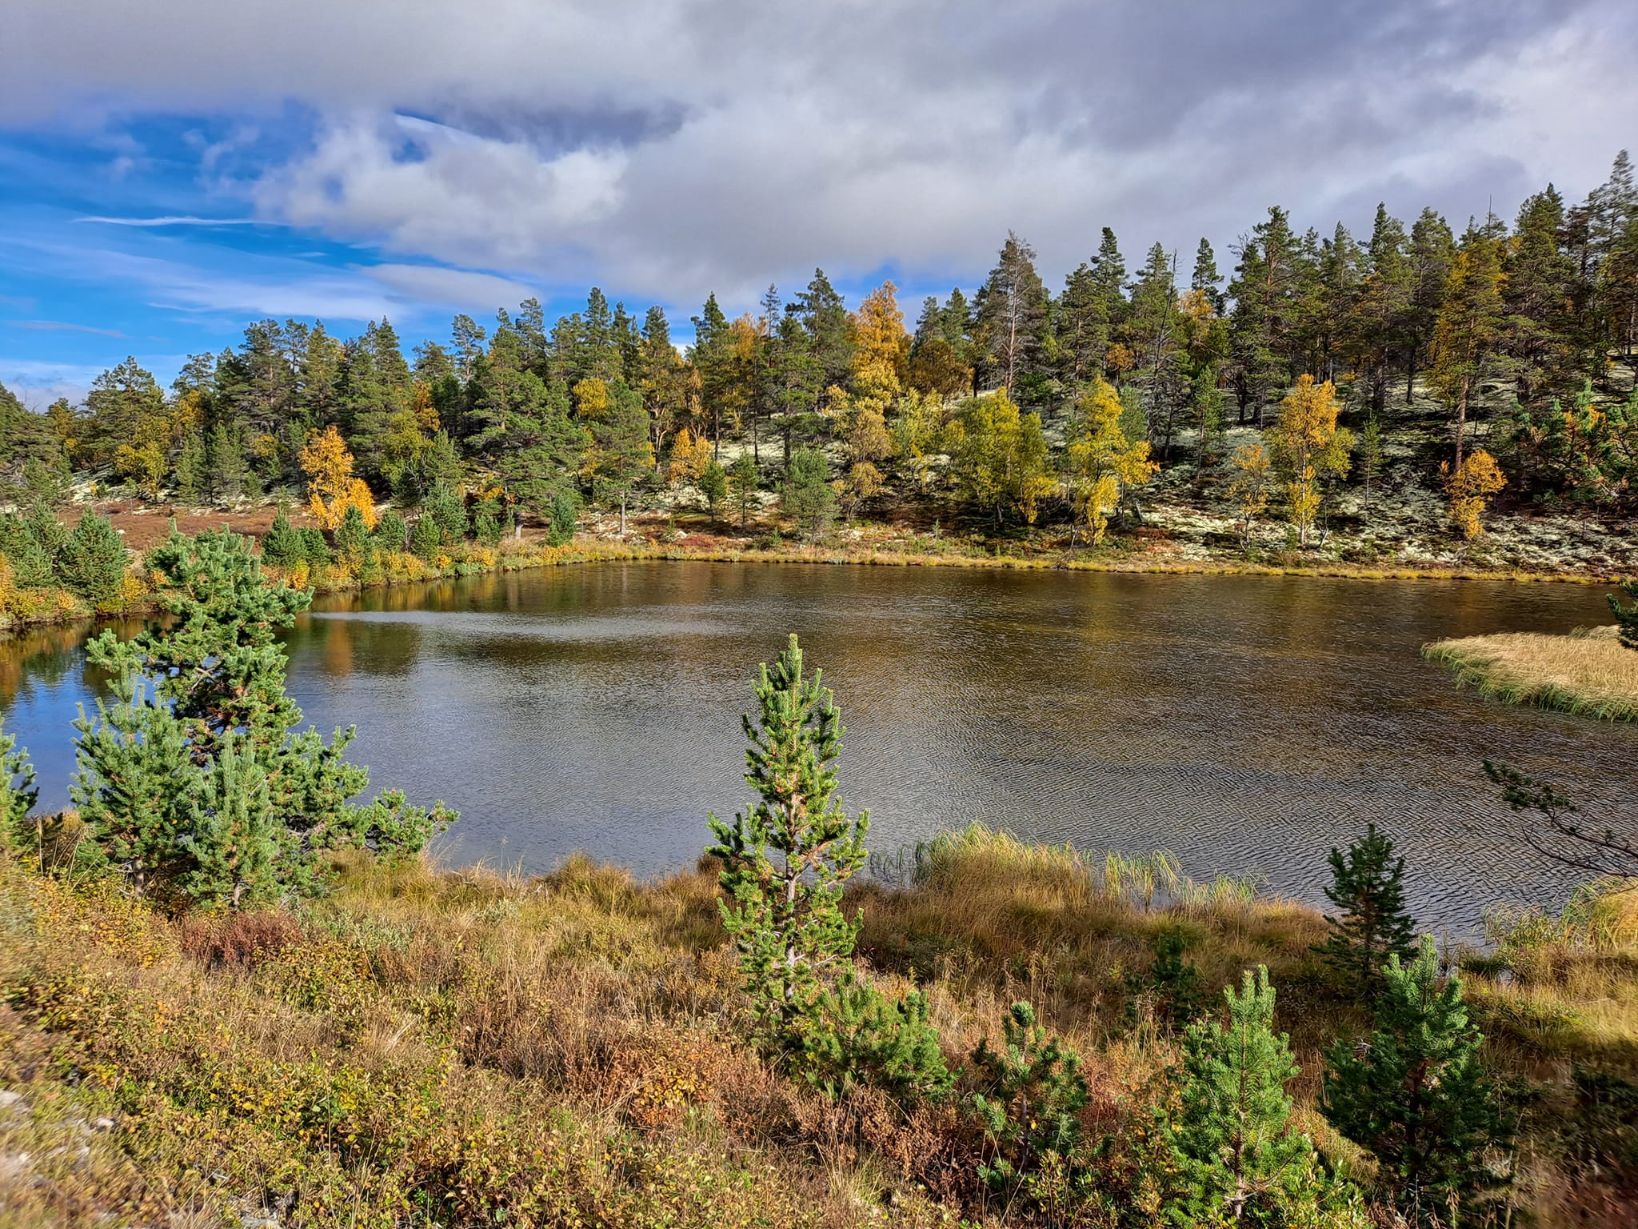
top-left (300, 425), bottom-right (377, 532)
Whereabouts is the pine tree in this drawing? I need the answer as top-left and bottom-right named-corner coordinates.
top-left (172, 429), bottom-right (207, 504)
top-left (1322, 937), bottom-right (1508, 1224)
top-left (699, 459), bottom-right (728, 519)
top-left (411, 511), bottom-right (442, 560)
top-left (729, 453), bottom-right (759, 528)
top-left (798, 979), bottom-right (951, 1103)
top-left (424, 483), bottom-right (467, 543)
top-left (0, 512), bottom-right (57, 588)
top-left (1608, 579), bottom-right (1638, 650)
top-left (973, 233), bottom-right (1048, 392)
top-left (260, 507), bottom-right (305, 568)
top-left (782, 446), bottom-right (835, 539)
top-left (706, 634), bottom-right (870, 1048)
top-left (582, 379), bottom-right (654, 534)
top-left (1315, 823), bottom-right (1418, 1002)
top-left (207, 420), bottom-right (250, 503)
top-left (176, 735), bottom-right (282, 909)
top-left (1358, 414), bottom-right (1384, 513)
top-left (1432, 225), bottom-right (1506, 473)
top-left (55, 511), bottom-right (128, 606)
top-left (0, 716), bottom-right (37, 849)
top-left (970, 1000), bottom-right (1088, 1196)
top-left (1167, 967), bottom-right (1314, 1226)
top-left (72, 529), bottom-right (452, 907)
top-left (374, 508), bottom-right (408, 552)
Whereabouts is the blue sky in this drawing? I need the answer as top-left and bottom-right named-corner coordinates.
top-left (3, 1), bottom-right (1635, 407)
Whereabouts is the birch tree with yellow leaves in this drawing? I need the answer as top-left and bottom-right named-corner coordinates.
top-left (1442, 449), bottom-right (1506, 539)
top-left (1266, 375), bottom-right (1352, 549)
top-left (1064, 379), bottom-right (1157, 545)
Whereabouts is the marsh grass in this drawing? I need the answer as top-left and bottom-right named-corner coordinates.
top-left (1424, 625), bottom-right (1638, 720)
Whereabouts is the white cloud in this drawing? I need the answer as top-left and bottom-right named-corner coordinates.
top-left (361, 263), bottom-right (542, 310)
top-left (5, 1), bottom-right (1637, 311)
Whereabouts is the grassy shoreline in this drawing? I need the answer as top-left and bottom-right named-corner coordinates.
top-left (4, 531), bottom-right (1626, 641)
top-left (1424, 626), bottom-right (1638, 721)
top-left (1, 828), bottom-right (1634, 1226)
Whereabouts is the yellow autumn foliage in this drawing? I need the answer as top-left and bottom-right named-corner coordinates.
top-left (299, 426), bottom-right (377, 532)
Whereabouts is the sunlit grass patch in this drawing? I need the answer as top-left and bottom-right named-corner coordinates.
top-left (1424, 625), bottom-right (1638, 720)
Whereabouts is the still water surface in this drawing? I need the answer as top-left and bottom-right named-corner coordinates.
top-left (3, 562), bottom-right (1633, 934)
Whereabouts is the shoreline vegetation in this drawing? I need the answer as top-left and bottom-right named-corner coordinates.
top-left (2, 512), bottom-right (1630, 641)
top-left (1424, 625), bottom-right (1638, 721)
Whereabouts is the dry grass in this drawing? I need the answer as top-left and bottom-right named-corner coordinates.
top-left (1424, 625), bottom-right (1638, 720)
top-left (1, 832), bottom-right (1636, 1225)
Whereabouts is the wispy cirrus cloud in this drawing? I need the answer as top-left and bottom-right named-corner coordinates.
top-left (11, 319), bottom-right (127, 337)
top-left (76, 214), bottom-right (265, 227)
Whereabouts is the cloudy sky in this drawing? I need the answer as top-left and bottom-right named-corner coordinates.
top-left (2, 0), bottom-right (1634, 404)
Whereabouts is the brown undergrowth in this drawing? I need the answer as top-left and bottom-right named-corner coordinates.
top-left (0, 829), bottom-right (1634, 1226)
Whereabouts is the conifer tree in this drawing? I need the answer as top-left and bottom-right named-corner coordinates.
top-left (1315, 823), bottom-right (1418, 1003)
top-left (424, 482), bottom-right (467, 543)
top-left (699, 459), bottom-right (728, 519)
top-left (0, 513), bottom-right (57, 588)
top-left (55, 511), bottom-right (128, 606)
top-left (1608, 579), bottom-right (1638, 650)
top-left (1166, 967), bottom-right (1314, 1226)
top-left (374, 508), bottom-right (408, 552)
top-left (973, 233), bottom-right (1048, 392)
top-left (411, 511), bottom-right (442, 560)
top-left (72, 529), bottom-right (452, 907)
top-left (729, 453), bottom-right (759, 527)
top-left (173, 429), bottom-right (207, 503)
top-left (260, 507), bottom-right (305, 568)
top-left (970, 1000), bottom-right (1088, 1196)
top-left (1432, 226), bottom-right (1506, 473)
top-left (782, 446), bottom-right (835, 539)
top-left (1322, 937), bottom-right (1508, 1224)
top-left (582, 380), bottom-right (654, 534)
top-left (0, 717), bottom-right (37, 849)
top-left (1358, 414), bottom-right (1384, 513)
top-left (707, 635), bottom-right (870, 1045)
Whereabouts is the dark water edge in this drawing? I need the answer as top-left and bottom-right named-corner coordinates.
top-left (3, 560), bottom-right (1633, 938)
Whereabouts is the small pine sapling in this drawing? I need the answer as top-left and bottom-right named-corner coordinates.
top-left (1315, 823), bottom-right (1417, 1003)
top-left (1166, 967), bottom-right (1314, 1226)
top-left (969, 1000), bottom-right (1089, 1197)
top-left (1322, 936), bottom-right (1509, 1224)
top-left (707, 634), bottom-right (870, 1047)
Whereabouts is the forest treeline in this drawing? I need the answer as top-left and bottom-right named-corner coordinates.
top-left (4, 151), bottom-right (1638, 550)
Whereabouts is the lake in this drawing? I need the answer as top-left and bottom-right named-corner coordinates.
top-left (3, 562), bottom-right (1632, 935)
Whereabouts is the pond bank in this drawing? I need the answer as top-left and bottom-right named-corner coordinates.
top-left (1424, 626), bottom-right (1638, 721)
